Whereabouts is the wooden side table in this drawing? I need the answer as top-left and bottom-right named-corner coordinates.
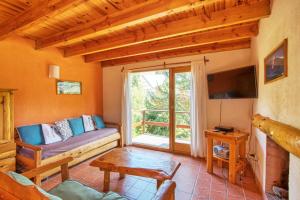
top-left (205, 130), bottom-right (249, 184)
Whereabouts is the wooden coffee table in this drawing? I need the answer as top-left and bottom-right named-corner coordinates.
top-left (90, 148), bottom-right (181, 192)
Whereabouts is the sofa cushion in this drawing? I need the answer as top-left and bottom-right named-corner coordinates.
top-left (49, 180), bottom-right (104, 200)
top-left (55, 120), bottom-right (73, 141)
top-left (42, 124), bottom-right (62, 144)
top-left (19, 128), bottom-right (119, 159)
top-left (101, 191), bottom-right (127, 200)
top-left (17, 124), bottom-right (44, 145)
top-left (7, 171), bottom-right (61, 200)
top-left (93, 116), bottom-right (105, 129)
top-left (69, 118), bottom-right (85, 136)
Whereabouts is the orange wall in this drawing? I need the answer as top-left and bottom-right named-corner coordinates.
top-left (0, 35), bottom-right (102, 126)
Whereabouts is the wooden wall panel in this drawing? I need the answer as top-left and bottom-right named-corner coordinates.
top-left (0, 96), bottom-right (3, 140)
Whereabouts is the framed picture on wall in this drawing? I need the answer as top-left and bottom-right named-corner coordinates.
top-left (57, 80), bottom-right (82, 95)
top-left (264, 39), bottom-right (288, 84)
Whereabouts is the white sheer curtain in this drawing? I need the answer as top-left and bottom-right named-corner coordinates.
top-left (190, 61), bottom-right (208, 158)
top-left (121, 70), bottom-right (132, 145)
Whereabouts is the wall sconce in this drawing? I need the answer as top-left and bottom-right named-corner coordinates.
top-left (49, 65), bottom-right (60, 79)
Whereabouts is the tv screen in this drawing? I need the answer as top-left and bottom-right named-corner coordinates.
top-left (207, 66), bottom-right (257, 99)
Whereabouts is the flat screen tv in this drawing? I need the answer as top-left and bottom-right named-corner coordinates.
top-left (207, 66), bottom-right (257, 99)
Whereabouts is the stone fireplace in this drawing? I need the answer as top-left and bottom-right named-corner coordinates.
top-left (265, 137), bottom-right (289, 200)
top-left (252, 114), bottom-right (300, 200)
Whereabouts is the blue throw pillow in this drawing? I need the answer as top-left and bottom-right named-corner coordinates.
top-left (68, 118), bottom-right (85, 136)
top-left (17, 125), bottom-right (44, 145)
top-left (92, 116), bottom-right (105, 129)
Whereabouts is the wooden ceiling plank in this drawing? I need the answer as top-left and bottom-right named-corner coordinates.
top-left (101, 39), bottom-right (251, 67)
top-left (35, 0), bottom-right (225, 49)
top-left (0, 2), bottom-right (25, 13)
top-left (84, 22), bottom-right (257, 62)
top-left (0, 0), bottom-right (86, 39)
top-left (64, 0), bottom-right (270, 57)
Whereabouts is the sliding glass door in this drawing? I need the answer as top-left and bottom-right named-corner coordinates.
top-left (130, 67), bottom-right (191, 154)
top-left (130, 70), bottom-right (170, 149)
top-left (171, 67), bottom-right (192, 154)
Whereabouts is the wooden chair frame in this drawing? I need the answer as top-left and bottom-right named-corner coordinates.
top-left (0, 157), bottom-right (72, 200)
top-left (0, 157), bottom-right (176, 200)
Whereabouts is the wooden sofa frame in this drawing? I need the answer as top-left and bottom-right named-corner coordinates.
top-left (15, 122), bottom-right (123, 185)
top-left (0, 157), bottom-right (176, 200)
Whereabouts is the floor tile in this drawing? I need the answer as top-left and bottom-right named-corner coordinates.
top-left (192, 188), bottom-right (210, 199)
top-left (210, 191), bottom-right (226, 200)
top-left (41, 147), bottom-right (262, 200)
top-left (176, 190), bottom-right (192, 200)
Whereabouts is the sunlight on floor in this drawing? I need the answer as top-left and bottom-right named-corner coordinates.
top-left (132, 134), bottom-right (190, 149)
top-left (133, 134), bottom-right (169, 148)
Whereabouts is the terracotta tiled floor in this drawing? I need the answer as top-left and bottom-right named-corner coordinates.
top-left (42, 147), bottom-right (262, 200)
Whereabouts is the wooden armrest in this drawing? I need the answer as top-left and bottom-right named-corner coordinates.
top-left (153, 180), bottom-right (176, 200)
top-left (16, 140), bottom-right (42, 151)
top-left (104, 122), bottom-right (123, 147)
top-left (104, 121), bottom-right (121, 127)
top-left (105, 121), bottom-right (122, 131)
top-left (22, 157), bottom-right (73, 182)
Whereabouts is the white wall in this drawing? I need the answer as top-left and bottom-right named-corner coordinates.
top-left (250, 0), bottom-right (300, 198)
top-left (103, 48), bottom-right (254, 136)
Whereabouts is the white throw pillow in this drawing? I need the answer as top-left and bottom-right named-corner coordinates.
top-left (42, 124), bottom-right (62, 144)
top-left (55, 120), bottom-right (73, 141)
top-left (82, 115), bottom-right (95, 132)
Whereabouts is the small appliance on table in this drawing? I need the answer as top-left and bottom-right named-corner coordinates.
top-left (205, 129), bottom-right (249, 184)
top-left (90, 148), bottom-right (181, 192)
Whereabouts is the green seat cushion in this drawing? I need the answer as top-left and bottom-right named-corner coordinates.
top-left (7, 171), bottom-right (61, 200)
top-left (17, 124), bottom-right (44, 145)
top-left (49, 180), bottom-right (105, 200)
top-left (101, 192), bottom-right (127, 200)
top-left (68, 118), bottom-right (85, 136)
top-left (92, 116), bottom-right (105, 129)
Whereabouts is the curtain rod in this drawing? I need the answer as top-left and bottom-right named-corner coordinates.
top-left (121, 56), bottom-right (209, 72)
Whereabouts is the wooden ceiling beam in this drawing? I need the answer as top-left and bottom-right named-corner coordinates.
top-left (64, 0), bottom-right (270, 57)
top-left (101, 39), bottom-right (251, 67)
top-left (0, 0), bottom-right (84, 39)
top-left (35, 0), bottom-right (209, 49)
top-left (85, 22), bottom-right (258, 63)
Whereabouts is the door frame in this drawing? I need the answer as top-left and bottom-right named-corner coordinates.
top-left (169, 66), bottom-right (191, 155)
top-left (130, 66), bottom-right (191, 155)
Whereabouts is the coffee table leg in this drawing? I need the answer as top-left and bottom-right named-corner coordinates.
top-left (103, 170), bottom-right (110, 192)
top-left (156, 180), bottom-right (163, 189)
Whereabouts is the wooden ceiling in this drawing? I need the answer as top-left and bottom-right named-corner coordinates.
top-left (0, 0), bottom-right (271, 67)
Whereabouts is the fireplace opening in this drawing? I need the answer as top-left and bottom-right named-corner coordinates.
top-left (265, 137), bottom-right (289, 200)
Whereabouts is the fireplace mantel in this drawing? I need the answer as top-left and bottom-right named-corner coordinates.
top-left (252, 114), bottom-right (300, 158)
